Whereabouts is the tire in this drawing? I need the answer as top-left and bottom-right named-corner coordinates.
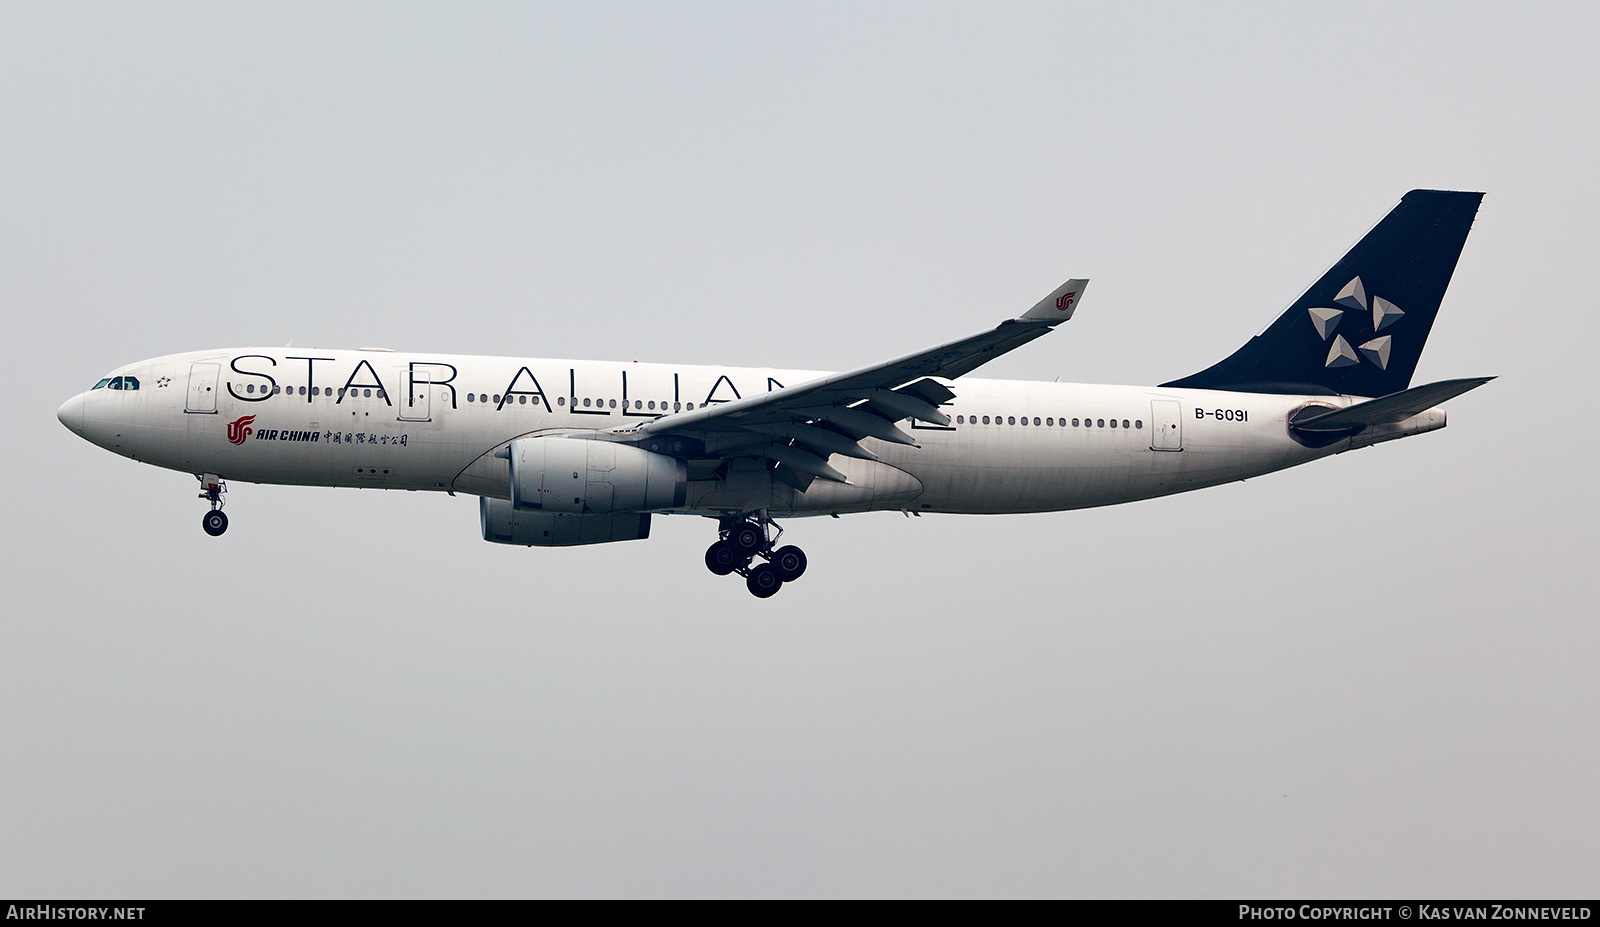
top-left (772, 545), bottom-right (807, 582)
top-left (705, 540), bottom-right (742, 575)
top-left (746, 563), bottom-right (783, 598)
top-left (729, 522), bottom-right (764, 555)
top-left (202, 510), bottom-right (228, 537)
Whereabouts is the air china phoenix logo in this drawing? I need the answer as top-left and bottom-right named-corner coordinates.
top-left (227, 415), bottom-right (256, 445)
top-left (1055, 291), bottom-right (1077, 312)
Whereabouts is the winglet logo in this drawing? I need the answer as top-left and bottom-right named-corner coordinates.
top-left (1055, 291), bottom-right (1077, 312)
top-left (226, 415), bottom-right (256, 445)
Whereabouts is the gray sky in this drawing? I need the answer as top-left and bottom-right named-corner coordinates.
top-left (3, 1), bottom-right (1596, 897)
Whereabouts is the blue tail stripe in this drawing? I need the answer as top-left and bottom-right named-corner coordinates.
top-left (1161, 189), bottom-right (1483, 397)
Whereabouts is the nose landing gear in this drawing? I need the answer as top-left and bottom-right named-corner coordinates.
top-left (197, 473), bottom-right (229, 537)
top-left (703, 513), bottom-right (808, 597)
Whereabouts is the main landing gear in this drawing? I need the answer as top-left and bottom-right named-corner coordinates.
top-left (197, 473), bottom-right (229, 537)
top-left (704, 514), bottom-right (807, 598)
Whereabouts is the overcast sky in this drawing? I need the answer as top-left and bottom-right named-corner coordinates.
top-left (3, 1), bottom-right (1596, 898)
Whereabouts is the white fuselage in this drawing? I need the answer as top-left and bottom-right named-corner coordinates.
top-left (57, 347), bottom-right (1446, 518)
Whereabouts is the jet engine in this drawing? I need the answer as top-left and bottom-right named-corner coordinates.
top-left (480, 496), bottom-right (652, 547)
top-left (479, 436), bottom-right (687, 547)
top-left (507, 436), bottom-right (687, 514)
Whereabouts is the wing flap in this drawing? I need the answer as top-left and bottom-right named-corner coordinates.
top-left (746, 422), bottom-right (879, 460)
top-left (760, 443), bottom-right (849, 483)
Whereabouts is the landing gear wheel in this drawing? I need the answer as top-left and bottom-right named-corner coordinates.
top-left (202, 510), bottom-right (229, 537)
top-left (746, 562), bottom-right (783, 598)
top-left (772, 545), bottom-right (807, 582)
top-left (730, 522), bottom-right (764, 556)
top-left (705, 540), bottom-right (744, 575)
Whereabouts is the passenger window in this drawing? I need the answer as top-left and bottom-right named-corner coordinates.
top-left (1019, 416), bottom-right (1027, 426)
top-left (687, 403), bottom-right (695, 410)
top-left (674, 403), bottom-right (681, 411)
top-left (1110, 419), bottom-right (1118, 428)
top-left (982, 415), bottom-right (990, 424)
top-left (610, 399), bottom-right (617, 408)
top-left (1046, 417), bottom-right (1053, 426)
top-left (1007, 416), bottom-right (1015, 425)
top-left (1072, 418), bottom-right (1079, 426)
top-left (1135, 420), bottom-right (1143, 429)
top-left (519, 395), bottom-right (527, 404)
top-left (1033, 417), bottom-right (1040, 426)
top-left (467, 393), bottom-right (475, 402)
top-left (557, 396), bottom-right (565, 405)
top-left (1097, 419), bottom-right (1105, 427)
top-left (1122, 419), bottom-right (1130, 429)
top-left (583, 398), bottom-right (590, 407)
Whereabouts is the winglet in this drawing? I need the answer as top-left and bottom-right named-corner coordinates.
top-left (1020, 279), bottom-right (1088, 322)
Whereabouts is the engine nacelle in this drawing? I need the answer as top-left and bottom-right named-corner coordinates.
top-left (508, 437), bottom-right (687, 514)
top-left (480, 496), bottom-right (652, 547)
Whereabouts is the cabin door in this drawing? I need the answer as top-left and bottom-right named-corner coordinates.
top-left (1150, 400), bottom-right (1183, 451)
top-left (186, 363), bottom-right (219, 413)
top-left (398, 367), bottom-right (431, 422)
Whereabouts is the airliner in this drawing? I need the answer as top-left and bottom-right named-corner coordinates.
top-left (58, 190), bottom-right (1491, 597)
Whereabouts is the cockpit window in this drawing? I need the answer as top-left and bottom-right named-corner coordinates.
top-left (122, 376), bottom-right (139, 390)
top-left (93, 378), bottom-right (111, 390)
top-left (107, 377), bottom-right (124, 390)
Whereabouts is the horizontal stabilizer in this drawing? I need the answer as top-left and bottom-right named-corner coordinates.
top-left (1291, 377), bottom-right (1494, 431)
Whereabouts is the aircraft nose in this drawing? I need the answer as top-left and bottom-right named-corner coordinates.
top-left (57, 393), bottom-right (86, 437)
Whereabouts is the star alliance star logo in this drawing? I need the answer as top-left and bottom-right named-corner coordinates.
top-left (1307, 276), bottom-right (1403, 369)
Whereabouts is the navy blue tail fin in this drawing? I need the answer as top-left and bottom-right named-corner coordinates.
top-left (1161, 189), bottom-right (1483, 397)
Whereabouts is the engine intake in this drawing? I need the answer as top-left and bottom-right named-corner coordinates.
top-left (508, 436), bottom-right (686, 514)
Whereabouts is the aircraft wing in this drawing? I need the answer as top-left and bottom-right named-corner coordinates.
top-left (613, 279), bottom-right (1087, 490)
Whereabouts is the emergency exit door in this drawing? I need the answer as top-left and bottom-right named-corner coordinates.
top-left (1150, 400), bottom-right (1182, 451)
